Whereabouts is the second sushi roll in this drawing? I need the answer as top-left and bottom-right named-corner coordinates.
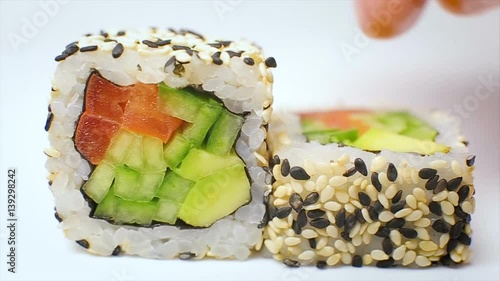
top-left (263, 110), bottom-right (475, 268)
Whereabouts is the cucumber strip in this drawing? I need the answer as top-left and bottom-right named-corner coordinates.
top-left (82, 161), bottom-right (115, 203)
top-left (206, 109), bottom-right (244, 156)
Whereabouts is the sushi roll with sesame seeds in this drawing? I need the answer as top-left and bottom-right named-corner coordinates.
top-left (45, 28), bottom-right (276, 260)
top-left (263, 110), bottom-right (475, 268)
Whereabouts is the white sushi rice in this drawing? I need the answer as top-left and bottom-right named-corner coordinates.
top-left (46, 29), bottom-right (274, 259)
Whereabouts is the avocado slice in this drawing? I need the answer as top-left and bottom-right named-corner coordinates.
top-left (353, 128), bottom-right (450, 155)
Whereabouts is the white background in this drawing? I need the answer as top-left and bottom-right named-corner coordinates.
top-left (0, 0), bottom-right (499, 280)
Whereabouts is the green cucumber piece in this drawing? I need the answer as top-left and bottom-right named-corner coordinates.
top-left (206, 109), bottom-right (244, 156)
top-left (106, 130), bottom-right (136, 164)
top-left (163, 135), bottom-right (192, 169)
top-left (93, 187), bottom-right (116, 219)
top-left (114, 166), bottom-right (164, 202)
top-left (82, 161), bottom-right (115, 203)
top-left (123, 134), bottom-right (143, 170)
top-left (114, 197), bottom-right (158, 225)
top-left (156, 171), bottom-right (194, 202)
top-left (153, 199), bottom-right (179, 224)
top-left (182, 103), bottom-right (222, 147)
top-left (175, 148), bottom-right (243, 181)
top-left (158, 83), bottom-right (206, 123)
top-left (143, 135), bottom-right (166, 172)
top-left (177, 165), bottom-right (250, 227)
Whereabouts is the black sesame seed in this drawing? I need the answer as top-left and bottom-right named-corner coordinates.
top-left (142, 40), bottom-right (158, 48)
top-left (156, 39), bottom-right (171, 46)
top-left (354, 158), bottom-right (368, 176)
top-left (289, 193), bottom-right (303, 213)
top-left (373, 201), bottom-right (384, 213)
top-left (100, 30), bottom-right (109, 38)
top-left (180, 29), bottom-right (204, 39)
top-left (382, 237), bottom-right (394, 255)
top-left (387, 163), bottom-right (398, 182)
top-left (137, 64), bottom-right (142, 71)
top-left (215, 40), bottom-right (232, 47)
top-left (341, 231), bottom-right (352, 242)
top-left (84, 33), bottom-right (92, 37)
top-left (335, 209), bottom-right (346, 228)
top-left (303, 192), bottom-right (319, 206)
top-left (76, 239), bottom-right (89, 249)
top-left (268, 206), bottom-right (277, 220)
top-left (455, 206), bottom-right (467, 219)
top-left (117, 30), bottom-right (126, 36)
top-left (387, 218), bottom-right (405, 229)
top-left (355, 208), bottom-right (366, 223)
top-left (63, 44), bottom-right (79, 56)
top-left (297, 209), bottom-right (307, 228)
top-left (257, 217), bottom-right (268, 229)
top-left (179, 252), bottom-right (196, 260)
top-left (375, 226), bottom-right (390, 237)
top-left (466, 155), bottom-right (476, 166)
top-left (270, 155), bottom-right (280, 166)
top-left (446, 239), bottom-right (458, 253)
top-left (458, 185), bottom-right (470, 203)
top-left (104, 39), bottom-right (118, 43)
top-left (392, 190), bottom-right (403, 204)
top-left (450, 221), bottom-right (465, 239)
top-left (425, 175), bottom-right (439, 191)
top-left (243, 57), bottom-right (255, 66)
top-left (399, 228), bottom-right (418, 239)
top-left (371, 172), bottom-right (382, 192)
top-left (112, 43), bottom-right (124, 59)
top-left (208, 42), bottom-right (223, 48)
top-left (80, 45), bottom-right (98, 52)
top-left (358, 192), bottom-right (371, 207)
top-left (368, 207), bottom-right (379, 221)
top-left (111, 246), bottom-right (121, 256)
top-left (265, 57), bottom-right (277, 68)
top-left (292, 220), bottom-right (301, 235)
top-left (65, 41), bottom-right (78, 48)
top-left (227, 50), bottom-right (243, 58)
top-left (283, 259), bottom-right (300, 267)
top-left (164, 56), bottom-right (176, 72)
top-left (390, 200), bottom-right (406, 214)
top-left (343, 166), bottom-right (358, 177)
top-left (307, 209), bottom-right (325, 219)
top-left (429, 201), bottom-right (443, 216)
top-left (376, 258), bottom-right (394, 268)
top-left (316, 261), bottom-right (327, 269)
top-left (465, 214), bottom-right (471, 223)
top-left (310, 218), bottom-right (330, 229)
top-left (419, 168), bottom-right (437, 179)
top-left (172, 45), bottom-right (193, 55)
top-left (434, 179), bottom-right (448, 194)
top-left (290, 166), bottom-right (310, 180)
top-left (55, 54), bottom-right (67, 61)
top-left (458, 233), bottom-right (471, 246)
top-left (173, 63), bottom-right (185, 76)
top-left (432, 219), bottom-right (449, 233)
top-left (440, 254), bottom-right (452, 266)
top-left (45, 112), bottom-right (54, 131)
top-left (308, 238), bottom-right (317, 249)
top-left (275, 207), bottom-right (292, 219)
top-left (212, 52), bottom-right (223, 65)
top-left (281, 159), bottom-right (290, 177)
top-left (344, 214), bottom-right (357, 233)
top-left (352, 255), bottom-right (363, 267)
top-left (54, 212), bottom-right (62, 222)
top-left (447, 177), bottom-right (462, 191)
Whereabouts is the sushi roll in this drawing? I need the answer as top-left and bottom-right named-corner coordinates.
top-left (45, 28), bottom-right (275, 259)
top-left (264, 110), bottom-right (475, 267)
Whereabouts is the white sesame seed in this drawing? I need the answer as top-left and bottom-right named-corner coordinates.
top-left (316, 228), bottom-right (327, 236)
top-left (406, 195), bottom-right (417, 209)
top-left (337, 154), bottom-right (350, 165)
top-left (258, 62), bottom-right (266, 78)
top-left (317, 246), bottom-right (335, 257)
top-left (272, 217), bottom-right (290, 229)
top-left (329, 176), bottom-right (347, 187)
top-left (349, 223), bottom-right (361, 238)
top-left (440, 201), bottom-right (455, 215)
top-left (352, 200), bottom-right (363, 210)
top-left (344, 203), bottom-right (356, 214)
top-left (415, 255), bottom-right (431, 267)
top-left (416, 228), bottom-right (430, 240)
top-left (331, 162), bottom-right (346, 176)
top-left (402, 250), bottom-right (416, 266)
top-left (348, 185), bottom-right (359, 199)
top-left (379, 211), bottom-right (394, 222)
top-left (317, 237), bottom-right (328, 250)
top-left (320, 186), bottom-right (335, 202)
top-left (417, 202), bottom-right (430, 215)
top-left (439, 233), bottom-right (450, 248)
top-left (461, 201), bottom-right (473, 214)
top-left (341, 252), bottom-right (352, 264)
top-left (410, 169), bottom-right (419, 184)
top-left (304, 159), bottom-right (316, 177)
top-left (173, 51), bottom-right (191, 63)
top-left (290, 180), bottom-right (303, 193)
top-left (326, 210), bottom-right (336, 224)
top-left (327, 254), bottom-right (341, 266)
top-left (302, 229), bottom-right (318, 239)
top-left (347, 242), bottom-right (356, 254)
top-left (385, 184), bottom-right (397, 199)
top-left (326, 225), bottom-right (339, 239)
top-left (255, 237), bottom-right (263, 251)
top-left (462, 247), bottom-right (470, 262)
top-left (362, 208), bottom-right (373, 223)
top-left (435, 248), bottom-right (446, 256)
top-left (304, 203), bottom-right (322, 211)
top-left (419, 240), bottom-right (437, 251)
top-left (304, 180), bottom-right (316, 192)
top-left (335, 190), bottom-right (350, 204)
top-left (353, 177), bottom-right (363, 187)
top-left (273, 198), bottom-right (288, 206)
top-left (272, 253), bottom-right (283, 261)
top-left (451, 160), bottom-right (463, 176)
top-left (370, 156), bottom-right (387, 172)
top-left (405, 240), bottom-right (418, 250)
top-left (377, 193), bottom-right (390, 209)
top-left (365, 185), bottom-right (378, 201)
top-left (414, 218), bottom-right (431, 228)
top-left (429, 160), bottom-right (448, 169)
top-left (275, 236), bottom-right (284, 248)
top-left (298, 250), bottom-right (315, 260)
top-left (273, 185), bottom-right (287, 198)
top-left (362, 254), bottom-right (373, 265)
top-left (432, 190), bottom-right (449, 202)
top-left (284, 237), bottom-right (301, 246)
top-left (405, 210), bottom-right (423, 222)
top-left (315, 175), bottom-right (328, 190)
top-left (447, 192), bottom-right (459, 206)
top-left (316, 162), bottom-right (333, 176)
top-left (361, 179), bottom-right (368, 189)
top-left (285, 229), bottom-right (295, 237)
top-left (352, 234), bottom-right (362, 246)
top-left (413, 188), bottom-right (427, 203)
top-left (267, 222), bottom-right (279, 238)
top-left (334, 240), bottom-right (348, 252)
top-left (287, 246), bottom-right (301, 256)
top-left (443, 214), bottom-right (456, 225)
top-left (450, 251), bottom-right (462, 263)
top-left (371, 250), bottom-right (389, 261)
top-left (367, 222), bottom-right (381, 235)
top-left (362, 231), bottom-right (373, 245)
top-left (390, 230), bottom-right (402, 246)
top-left (264, 239), bottom-right (279, 254)
top-left (465, 224), bottom-right (472, 235)
top-left (378, 172), bottom-right (391, 187)
top-left (44, 147), bottom-right (61, 158)
top-left (394, 208), bottom-right (413, 218)
top-left (393, 245), bottom-right (406, 261)
top-left (324, 201), bottom-right (342, 212)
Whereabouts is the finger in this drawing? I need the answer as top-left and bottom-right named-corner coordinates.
top-left (356, 0), bottom-right (427, 38)
top-left (438, 0), bottom-right (499, 14)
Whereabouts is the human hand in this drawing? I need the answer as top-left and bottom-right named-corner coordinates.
top-left (356, 0), bottom-right (500, 38)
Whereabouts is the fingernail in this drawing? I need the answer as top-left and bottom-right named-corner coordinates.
top-left (439, 0), bottom-right (500, 14)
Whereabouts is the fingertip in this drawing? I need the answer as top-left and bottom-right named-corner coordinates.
top-left (356, 0), bottom-right (427, 38)
top-left (438, 0), bottom-right (499, 15)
